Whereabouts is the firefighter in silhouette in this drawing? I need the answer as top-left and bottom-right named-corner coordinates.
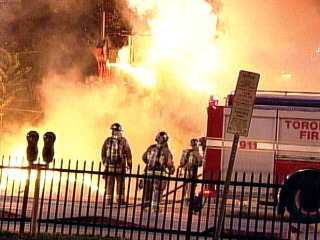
top-left (101, 123), bottom-right (133, 204)
top-left (179, 138), bottom-right (204, 205)
top-left (142, 131), bottom-right (175, 211)
top-left (198, 137), bottom-right (207, 157)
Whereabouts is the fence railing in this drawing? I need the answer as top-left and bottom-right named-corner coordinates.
top-left (0, 157), bottom-right (319, 240)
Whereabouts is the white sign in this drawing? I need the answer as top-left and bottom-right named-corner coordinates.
top-left (227, 70), bottom-right (260, 136)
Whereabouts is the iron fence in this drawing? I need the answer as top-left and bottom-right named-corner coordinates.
top-left (0, 157), bottom-right (318, 239)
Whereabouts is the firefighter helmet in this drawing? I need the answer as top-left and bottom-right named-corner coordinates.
top-left (190, 138), bottom-right (198, 147)
top-left (110, 123), bottom-right (123, 132)
top-left (155, 131), bottom-right (169, 143)
top-left (199, 137), bottom-right (206, 146)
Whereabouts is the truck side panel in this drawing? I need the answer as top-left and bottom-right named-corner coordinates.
top-left (205, 106), bottom-right (224, 180)
top-left (222, 108), bottom-right (277, 180)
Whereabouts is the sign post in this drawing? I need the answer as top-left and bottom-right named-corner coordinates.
top-left (214, 70), bottom-right (260, 240)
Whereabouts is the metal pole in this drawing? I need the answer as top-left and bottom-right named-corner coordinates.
top-left (30, 164), bottom-right (42, 235)
top-left (0, 79), bottom-right (5, 152)
top-left (214, 134), bottom-right (240, 240)
top-left (20, 165), bottom-right (31, 235)
top-left (102, 11), bottom-right (106, 40)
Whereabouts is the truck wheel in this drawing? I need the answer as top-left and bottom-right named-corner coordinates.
top-left (286, 180), bottom-right (320, 223)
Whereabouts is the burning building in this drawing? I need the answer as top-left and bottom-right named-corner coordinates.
top-left (0, 0), bottom-right (319, 171)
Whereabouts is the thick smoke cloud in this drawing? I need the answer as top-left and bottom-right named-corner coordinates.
top-left (218, 0), bottom-right (320, 91)
top-left (1, 0), bottom-right (320, 170)
top-left (0, 0), bottom-right (209, 168)
top-left (0, 0), bottom-right (100, 77)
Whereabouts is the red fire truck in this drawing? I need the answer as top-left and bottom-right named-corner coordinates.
top-left (204, 90), bottom-right (320, 184)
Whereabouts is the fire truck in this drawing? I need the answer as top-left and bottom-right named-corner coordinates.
top-left (204, 90), bottom-right (320, 184)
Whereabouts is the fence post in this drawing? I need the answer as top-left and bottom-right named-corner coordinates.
top-left (186, 165), bottom-right (198, 240)
top-left (19, 164), bottom-right (31, 235)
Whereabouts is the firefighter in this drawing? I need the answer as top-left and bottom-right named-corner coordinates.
top-left (101, 123), bottom-right (133, 205)
top-left (142, 131), bottom-right (175, 211)
top-left (179, 138), bottom-right (204, 205)
top-left (198, 136), bottom-right (207, 157)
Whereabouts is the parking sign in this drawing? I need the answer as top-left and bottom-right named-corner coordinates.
top-left (227, 70), bottom-right (260, 137)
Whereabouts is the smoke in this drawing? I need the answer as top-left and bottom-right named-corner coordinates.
top-left (217, 0), bottom-right (320, 91)
top-left (1, 0), bottom-right (320, 170)
top-left (1, 66), bottom-right (207, 168)
top-left (0, 0), bottom-right (99, 77)
top-left (0, 0), bottom-right (211, 169)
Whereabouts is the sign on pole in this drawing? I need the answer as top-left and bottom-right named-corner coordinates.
top-left (227, 70), bottom-right (260, 137)
top-left (214, 70), bottom-right (260, 240)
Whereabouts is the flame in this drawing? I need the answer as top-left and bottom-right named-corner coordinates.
top-left (127, 0), bottom-right (220, 93)
top-left (106, 62), bottom-right (156, 88)
top-left (1, 0), bottom-right (319, 193)
top-left (0, 156), bottom-right (29, 191)
top-left (0, 163), bottom-right (105, 197)
top-left (1, 0), bottom-right (221, 173)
